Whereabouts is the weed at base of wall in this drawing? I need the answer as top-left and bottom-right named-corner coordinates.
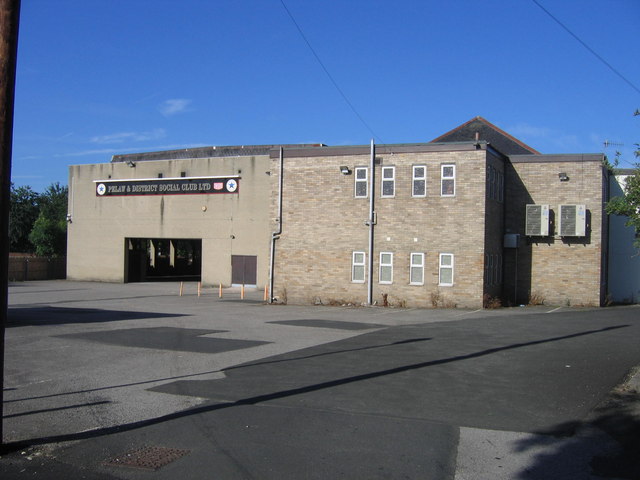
top-left (430, 290), bottom-right (456, 308)
top-left (483, 294), bottom-right (502, 309)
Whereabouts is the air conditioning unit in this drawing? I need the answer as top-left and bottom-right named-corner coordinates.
top-left (525, 204), bottom-right (550, 236)
top-left (558, 204), bottom-right (586, 236)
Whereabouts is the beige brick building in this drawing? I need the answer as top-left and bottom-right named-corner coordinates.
top-left (66, 117), bottom-right (612, 308)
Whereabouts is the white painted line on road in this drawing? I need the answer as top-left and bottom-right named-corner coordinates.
top-left (371, 308), bottom-right (418, 316)
top-left (455, 309), bottom-right (482, 317)
top-left (546, 307), bottom-right (563, 314)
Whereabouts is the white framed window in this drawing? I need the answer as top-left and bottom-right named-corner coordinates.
top-left (355, 167), bottom-right (368, 198)
top-left (410, 252), bottom-right (424, 285)
top-left (439, 253), bottom-right (454, 286)
top-left (441, 164), bottom-right (455, 196)
top-left (412, 165), bottom-right (426, 197)
top-left (379, 252), bottom-right (393, 284)
top-left (352, 251), bottom-right (366, 283)
top-left (381, 166), bottom-right (395, 198)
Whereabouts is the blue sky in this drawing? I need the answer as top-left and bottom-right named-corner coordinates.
top-left (11, 0), bottom-right (640, 192)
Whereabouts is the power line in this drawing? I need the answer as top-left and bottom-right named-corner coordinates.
top-left (532, 0), bottom-right (640, 96)
top-left (279, 0), bottom-right (383, 142)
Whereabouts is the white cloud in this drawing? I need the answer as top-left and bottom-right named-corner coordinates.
top-left (54, 143), bottom-right (208, 158)
top-left (90, 128), bottom-right (166, 144)
top-left (158, 99), bottom-right (193, 117)
top-left (506, 123), bottom-right (552, 138)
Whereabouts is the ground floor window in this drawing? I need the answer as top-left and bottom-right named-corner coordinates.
top-left (352, 251), bottom-right (366, 283)
top-left (410, 252), bottom-right (424, 285)
top-left (484, 253), bottom-right (502, 287)
top-left (379, 252), bottom-right (393, 284)
top-left (439, 253), bottom-right (454, 286)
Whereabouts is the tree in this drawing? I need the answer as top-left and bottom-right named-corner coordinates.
top-left (605, 113), bottom-right (640, 248)
top-left (28, 182), bottom-right (68, 257)
top-left (9, 182), bottom-right (40, 253)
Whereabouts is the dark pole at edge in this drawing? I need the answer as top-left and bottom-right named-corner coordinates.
top-left (0, 0), bottom-right (21, 447)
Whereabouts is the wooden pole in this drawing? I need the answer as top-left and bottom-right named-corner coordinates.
top-left (197, 281), bottom-right (201, 297)
top-left (0, 0), bottom-right (21, 447)
top-left (219, 283), bottom-right (222, 298)
top-left (263, 284), bottom-right (268, 301)
top-left (179, 282), bottom-right (184, 296)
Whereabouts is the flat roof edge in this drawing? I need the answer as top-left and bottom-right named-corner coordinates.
top-left (509, 153), bottom-right (604, 163)
top-left (112, 144), bottom-right (324, 163)
top-left (269, 141), bottom-right (490, 158)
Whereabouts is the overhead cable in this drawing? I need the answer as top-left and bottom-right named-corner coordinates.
top-left (532, 0), bottom-right (640, 95)
top-left (279, 0), bottom-right (384, 142)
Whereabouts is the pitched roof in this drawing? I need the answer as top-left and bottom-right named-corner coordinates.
top-left (431, 116), bottom-right (540, 155)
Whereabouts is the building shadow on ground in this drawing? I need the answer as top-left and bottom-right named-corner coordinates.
top-left (7, 306), bottom-right (186, 326)
top-left (514, 378), bottom-right (640, 479)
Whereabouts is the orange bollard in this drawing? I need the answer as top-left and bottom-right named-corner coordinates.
top-left (197, 282), bottom-right (201, 297)
top-left (241, 284), bottom-right (245, 300)
top-left (263, 284), bottom-right (268, 301)
top-left (219, 283), bottom-right (222, 298)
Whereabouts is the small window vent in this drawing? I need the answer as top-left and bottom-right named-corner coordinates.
top-left (558, 204), bottom-right (586, 236)
top-left (525, 204), bottom-right (550, 236)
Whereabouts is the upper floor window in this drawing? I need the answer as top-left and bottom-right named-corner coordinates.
top-left (441, 164), bottom-right (455, 196)
top-left (412, 165), bottom-right (426, 197)
top-left (486, 165), bottom-right (504, 202)
top-left (355, 167), bottom-right (368, 198)
top-left (381, 166), bottom-right (395, 198)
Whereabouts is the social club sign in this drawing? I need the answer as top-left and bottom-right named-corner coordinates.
top-left (95, 177), bottom-right (239, 197)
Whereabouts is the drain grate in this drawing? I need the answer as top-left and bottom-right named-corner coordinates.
top-left (104, 446), bottom-right (190, 471)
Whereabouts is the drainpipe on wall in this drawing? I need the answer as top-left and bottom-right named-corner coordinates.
top-left (269, 147), bottom-right (284, 303)
top-left (367, 139), bottom-right (375, 305)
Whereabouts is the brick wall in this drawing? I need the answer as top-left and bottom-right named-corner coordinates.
top-left (504, 157), bottom-right (606, 306)
top-left (271, 145), bottom-right (492, 308)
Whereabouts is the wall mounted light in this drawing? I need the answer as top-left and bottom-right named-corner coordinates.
top-left (126, 160), bottom-right (136, 168)
top-left (558, 172), bottom-right (569, 182)
top-left (340, 166), bottom-right (352, 175)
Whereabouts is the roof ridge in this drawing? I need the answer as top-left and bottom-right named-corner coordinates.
top-left (431, 116), bottom-right (540, 155)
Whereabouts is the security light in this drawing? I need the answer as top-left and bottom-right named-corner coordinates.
top-left (558, 172), bottom-right (569, 181)
top-left (340, 166), bottom-right (352, 175)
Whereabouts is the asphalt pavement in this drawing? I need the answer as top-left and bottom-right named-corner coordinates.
top-left (2, 281), bottom-right (639, 479)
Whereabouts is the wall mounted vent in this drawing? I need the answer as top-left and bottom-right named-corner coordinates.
top-left (525, 204), bottom-right (550, 236)
top-left (558, 204), bottom-right (586, 236)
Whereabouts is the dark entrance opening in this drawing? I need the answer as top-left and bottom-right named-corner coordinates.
top-left (231, 255), bottom-right (257, 286)
top-left (125, 238), bottom-right (202, 282)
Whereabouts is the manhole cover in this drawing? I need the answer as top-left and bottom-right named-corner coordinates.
top-left (104, 446), bottom-right (190, 470)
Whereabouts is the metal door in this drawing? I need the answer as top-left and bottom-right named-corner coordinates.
top-left (231, 255), bottom-right (257, 286)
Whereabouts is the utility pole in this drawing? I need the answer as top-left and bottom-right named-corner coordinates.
top-left (0, 0), bottom-right (21, 447)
